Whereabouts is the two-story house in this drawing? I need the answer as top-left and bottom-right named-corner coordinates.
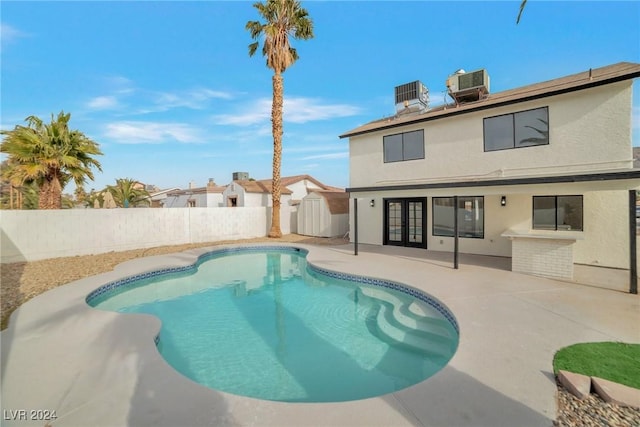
top-left (341, 62), bottom-right (640, 288)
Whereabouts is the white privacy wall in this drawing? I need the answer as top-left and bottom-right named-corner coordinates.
top-left (0, 207), bottom-right (268, 263)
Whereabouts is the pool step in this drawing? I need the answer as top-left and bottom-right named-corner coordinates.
top-left (359, 287), bottom-right (456, 338)
top-left (358, 287), bottom-right (457, 356)
top-left (374, 303), bottom-right (457, 357)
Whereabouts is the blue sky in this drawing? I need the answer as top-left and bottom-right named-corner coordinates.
top-left (2, 1), bottom-right (639, 193)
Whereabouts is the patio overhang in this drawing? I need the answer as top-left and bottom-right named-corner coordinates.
top-left (346, 169), bottom-right (640, 194)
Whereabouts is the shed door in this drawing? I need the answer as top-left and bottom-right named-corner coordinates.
top-left (302, 198), bottom-right (322, 236)
top-left (311, 199), bottom-right (321, 236)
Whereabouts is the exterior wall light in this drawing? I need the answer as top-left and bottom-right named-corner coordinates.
top-left (501, 196), bottom-right (507, 207)
top-left (370, 199), bottom-right (375, 207)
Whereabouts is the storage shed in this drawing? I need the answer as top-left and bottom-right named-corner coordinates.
top-left (298, 191), bottom-right (349, 237)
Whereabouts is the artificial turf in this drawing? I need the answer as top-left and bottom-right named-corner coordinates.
top-left (553, 342), bottom-right (640, 389)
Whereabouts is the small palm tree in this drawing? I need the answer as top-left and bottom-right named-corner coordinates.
top-left (1, 159), bottom-right (27, 209)
top-left (246, 0), bottom-right (314, 237)
top-left (0, 111), bottom-right (103, 209)
top-left (106, 178), bottom-right (150, 208)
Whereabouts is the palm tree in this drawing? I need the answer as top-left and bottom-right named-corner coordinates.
top-left (0, 111), bottom-right (103, 209)
top-left (1, 159), bottom-right (27, 209)
top-left (106, 178), bottom-right (150, 208)
top-left (246, 0), bottom-right (314, 237)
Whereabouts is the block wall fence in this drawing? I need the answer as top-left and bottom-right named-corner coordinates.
top-left (0, 207), bottom-right (283, 263)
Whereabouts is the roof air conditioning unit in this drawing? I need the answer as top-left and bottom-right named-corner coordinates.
top-left (447, 69), bottom-right (490, 103)
top-left (394, 81), bottom-right (429, 114)
top-left (232, 172), bottom-right (249, 181)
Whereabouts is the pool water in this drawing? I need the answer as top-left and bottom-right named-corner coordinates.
top-left (89, 248), bottom-right (459, 402)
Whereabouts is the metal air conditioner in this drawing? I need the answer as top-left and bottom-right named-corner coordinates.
top-left (447, 69), bottom-right (490, 103)
top-left (394, 81), bottom-right (429, 113)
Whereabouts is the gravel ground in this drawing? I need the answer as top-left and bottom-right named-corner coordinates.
top-left (555, 383), bottom-right (640, 427)
top-left (2, 234), bottom-right (638, 426)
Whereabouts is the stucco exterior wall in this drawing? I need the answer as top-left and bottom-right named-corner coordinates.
top-left (350, 192), bottom-right (521, 257)
top-left (574, 190), bottom-right (629, 269)
top-left (347, 80), bottom-right (636, 272)
top-left (206, 193), bottom-right (224, 207)
top-left (350, 188), bottom-right (633, 269)
top-left (349, 82), bottom-right (633, 188)
top-left (163, 192), bottom-right (223, 208)
top-left (287, 179), bottom-right (323, 201)
top-left (222, 184), bottom-right (247, 207)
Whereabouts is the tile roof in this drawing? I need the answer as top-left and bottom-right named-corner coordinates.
top-left (235, 174), bottom-right (340, 195)
top-left (234, 180), bottom-right (293, 194)
top-left (340, 62), bottom-right (640, 139)
top-left (262, 174), bottom-right (331, 190)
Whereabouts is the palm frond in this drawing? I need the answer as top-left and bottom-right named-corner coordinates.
top-left (516, 0), bottom-right (527, 24)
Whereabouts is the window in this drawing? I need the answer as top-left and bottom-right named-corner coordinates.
top-left (383, 130), bottom-right (424, 162)
top-left (533, 196), bottom-right (583, 231)
top-left (484, 107), bottom-right (549, 151)
top-left (187, 199), bottom-right (196, 208)
top-left (433, 196), bottom-right (484, 238)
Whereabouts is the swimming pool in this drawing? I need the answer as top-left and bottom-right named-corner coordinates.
top-left (87, 246), bottom-right (459, 402)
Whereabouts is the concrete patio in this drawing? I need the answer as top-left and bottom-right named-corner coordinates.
top-left (1, 243), bottom-right (638, 427)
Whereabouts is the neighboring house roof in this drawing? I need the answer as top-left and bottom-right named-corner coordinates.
top-left (149, 188), bottom-right (181, 197)
top-left (634, 147), bottom-right (640, 169)
top-left (340, 62), bottom-right (640, 139)
top-left (311, 190), bottom-right (349, 214)
top-left (233, 180), bottom-right (293, 195)
top-left (283, 174), bottom-right (328, 189)
top-left (261, 174), bottom-right (332, 191)
top-left (167, 184), bottom-right (227, 196)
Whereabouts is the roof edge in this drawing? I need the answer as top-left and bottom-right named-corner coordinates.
top-left (340, 62), bottom-right (640, 139)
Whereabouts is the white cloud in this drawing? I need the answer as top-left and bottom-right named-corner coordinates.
top-left (105, 121), bottom-right (204, 144)
top-left (284, 98), bottom-right (361, 123)
top-left (141, 88), bottom-right (234, 113)
top-left (87, 81), bottom-right (233, 115)
top-left (213, 99), bottom-right (272, 126)
top-left (284, 143), bottom-right (345, 154)
top-left (1, 24), bottom-right (29, 50)
top-left (212, 97), bottom-right (361, 126)
top-left (106, 75), bottom-right (136, 92)
top-left (87, 96), bottom-right (119, 110)
top-left (299, 152), bottom-right (349, 160)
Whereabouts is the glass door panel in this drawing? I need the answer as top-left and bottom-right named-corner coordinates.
top-left (386, 201), bottom-right (403, 244)
top-left (407, 201), bottom-right (423, 244)
top-left (384, 198), bottom-right (426, 248)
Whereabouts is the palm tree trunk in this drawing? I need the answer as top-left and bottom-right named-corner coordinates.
top-left (269, 72), bottom-right (284, 238)
top-left (39, 173), bottom-right (62, 209)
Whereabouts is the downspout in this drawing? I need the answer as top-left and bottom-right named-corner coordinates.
top-left (354, 198), bottom-right (359, 256)
top-left (454, 196), bottom-right (459, 269)
top-left (629, 190), bottom-right (637, 294)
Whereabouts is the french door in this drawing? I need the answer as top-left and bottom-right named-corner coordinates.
top-left (383, 198), bottom-right (427, 248)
